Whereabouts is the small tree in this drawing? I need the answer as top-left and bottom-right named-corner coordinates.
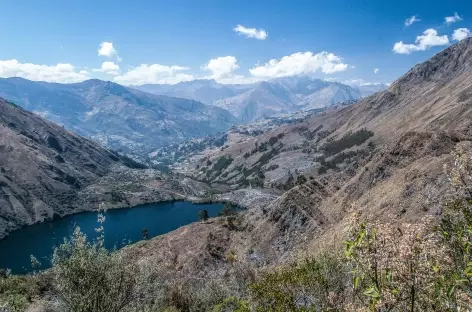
top-left (218, 203), bottom-right (237, 217)
top-left (296, 175), bottom-right (307, 185)
top-left (141, 228), bottom-right (149, 240)
top-left (198, 210), bottom-right (209, 222)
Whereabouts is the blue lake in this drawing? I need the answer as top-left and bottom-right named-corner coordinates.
top-left (0, 201), bottom-right (224, 274)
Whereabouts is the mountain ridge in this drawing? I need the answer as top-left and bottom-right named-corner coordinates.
top-left (0, 78), bottom-right (238, 156)
top-left (134, 76), bottom-right (384, 122)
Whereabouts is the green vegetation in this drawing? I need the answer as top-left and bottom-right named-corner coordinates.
top-left (317, 147), bottom-right (371, 174)
top-left (322, 129), bottom-right (374, 156)
top-left (198, 209), bottom-right (209, 222)
top-left (250, 252), bottom-right (348, 311)
top-left (296, 175), bottom-right (307, 185)
top-left (0, 274), bottom-right (49, 312)
top-left (218, 203), bottom-right (238, 217)
top-left (205, 155), bottom-right (233, 179)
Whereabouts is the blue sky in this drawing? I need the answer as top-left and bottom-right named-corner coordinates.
top-left (0, 0), bottom-right (470, 86)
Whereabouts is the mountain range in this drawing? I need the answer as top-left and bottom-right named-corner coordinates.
top-left (135, 76), bottom-right (387, 122)
top-left (0, 78), bottom-right (237, 155)
top-left (0, 76), bottom-right (386, 158)
top-left (159, 37), bottom-right (472, 276)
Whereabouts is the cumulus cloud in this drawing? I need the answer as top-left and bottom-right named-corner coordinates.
top-left (248, 51), bottom-right (348, 79)
top-left (98, 42), bottom-right (121, 61)
top-left (405, 15), bottom-right (421, 27)
top-left (233, 25), bottom-right (268, 40)
top-left (445, 12), bottom-right (462, 25)
top-left (393, 29), bottom-right (449, 54)
top-left (0, 59), bottom-right (89, 83)
top-left (93, 61), bottom-right (120, 75)
top-left (202, 56), bottom-right (239, 79)
top-left (113, 64), bottom-right (193, 85)
top-left (452, 28), bottom-right (471, 41)
top-left (373, 68), bottom-right (379, 74)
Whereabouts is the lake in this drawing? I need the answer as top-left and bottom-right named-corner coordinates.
top-left (0, 201), bottom-right (224, 274)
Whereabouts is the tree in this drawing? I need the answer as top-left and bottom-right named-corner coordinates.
top-left (218, 203), bottom-right (237, 217)
top-left (198, 210), bottom-right (209, 222)
top-left (296, 175), bottom-right (307, 185)
top-left (141, 228), bottom-right (149, 240)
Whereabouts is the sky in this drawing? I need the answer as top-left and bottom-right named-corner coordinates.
top-left (0, 0), bottom-right (470, 86)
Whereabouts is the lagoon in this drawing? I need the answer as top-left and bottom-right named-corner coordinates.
top-left (0, 201), bottom-right (224, 274)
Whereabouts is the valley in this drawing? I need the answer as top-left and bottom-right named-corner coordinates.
top-left (1, 23), bottom-right (472, 312)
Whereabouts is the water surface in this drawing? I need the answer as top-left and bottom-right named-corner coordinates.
top-left (0, 201), bottom-right (224, 274)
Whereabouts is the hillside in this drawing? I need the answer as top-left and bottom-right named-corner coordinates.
top-left (0, 78), bottom-right (237, 156)
top-left (129, 37), bottom-right (472, 278)
top-left (0, 98), bottom-right (206, 239)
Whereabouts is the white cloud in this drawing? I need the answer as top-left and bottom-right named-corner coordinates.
top-left (98, 42), bottom-right (121, 61)
top-left (393, 29), bottom-right (449, 54)
top-left (373, 68), bottom-right (379, 74)
top-left (445, 12), bottom-right (462, 25)
top-left (248, 51), bottom-right (348, 79)
top-left (0, 59), bottom-right (89, 83)
top-left (233, 25), bottom-right (268, 40)
top-left (202, 56), bottom-right (239, 79)
top-left (452, 28), bottom-right (471, 41)
top-left (113, 64), bottom-right (193, 85)
top-left (93, 61), bottom-right (120, 75)
top-left (405, 15), bottom-right (421, 27)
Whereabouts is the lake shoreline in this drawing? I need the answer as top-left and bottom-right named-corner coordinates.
top-left (0, 201), bottom-right (232, 274)
top-left (0, 194), bottom-right (245, 241)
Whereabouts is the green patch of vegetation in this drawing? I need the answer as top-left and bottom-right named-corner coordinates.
top-left (322, 129), bottom-right (374, 156)
top-left (0, 274), bottom-right (49, 312)
top-left (249, 252), bottom-right (348, 311)
top-left (265, 164), bottom-right (279, 171)
top-left (205, 155), bottom-right (233, 180)
top-left (296, 175), bottom-right (307, 185)
top-left (218, 203), bottom-right (238, 217)
top-left (198, 209), bottom-right (209, 222)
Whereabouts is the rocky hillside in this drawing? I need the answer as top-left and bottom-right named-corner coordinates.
top-left (0, 98), bottom-right (208, 239)
top-left (127, 37), bottom-right (472, 276)
top-left (0, 78), bottom-right (237, 156)
top-left (135, 76), bottom-right (373, 122)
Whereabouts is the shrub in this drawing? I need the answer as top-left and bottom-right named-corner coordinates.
top-left (0, 275), bottom-right (41, 312)
top-left (212, 296), bottom-right (249, 312)
top-left (296, 175), bottom-right (307, 185)
top-left (249, 252), bottom-right (348, 311)
top-left (219, 203), bottom-right (238, 217)
top-left (51, 227), bottom-right (140, 312)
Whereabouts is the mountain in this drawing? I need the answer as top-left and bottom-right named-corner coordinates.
top-left (0, 78), bottom-right (237, 155)
top-left (136, 76), bottom-right (364, 122)
top-left (0, 98), bottom-right (130, 238)
top-left (7, 37), bottom-right (472, 311)
top-left (144, 38), bottom-right (472, 277)
top-left (136, 79), bottom-right (251, 105)
top-left (0, 97), bottom-right (213, 239)
top-left (353, 83), bottom-right (389, 97)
